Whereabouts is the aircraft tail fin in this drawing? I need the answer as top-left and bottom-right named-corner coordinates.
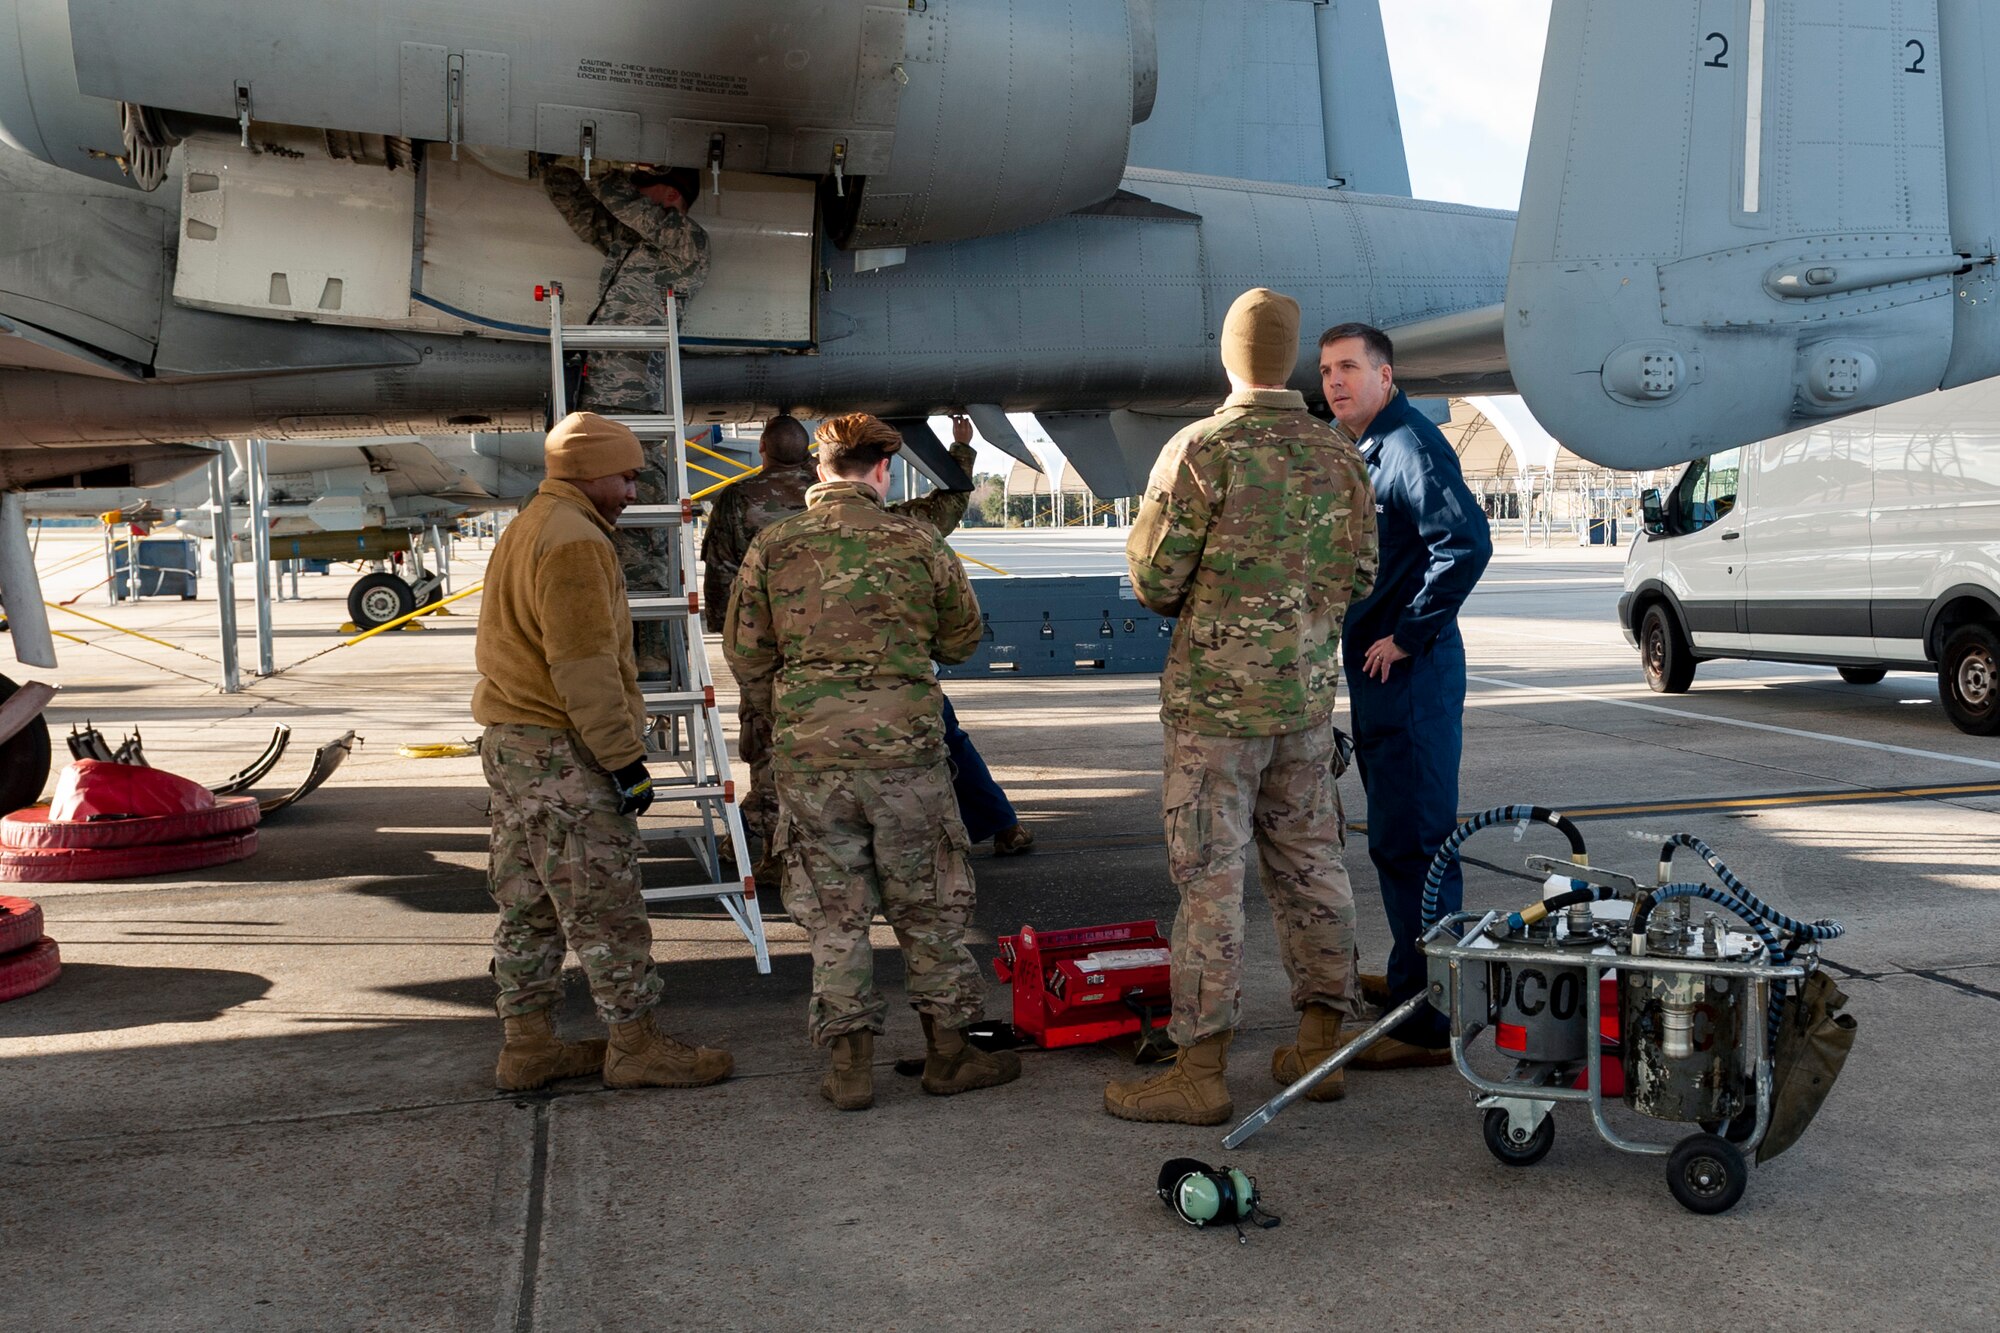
top-left (1127, 0), bottom-right (1410, 194)
top-left (1506, 0), bottom-right (2000, 471)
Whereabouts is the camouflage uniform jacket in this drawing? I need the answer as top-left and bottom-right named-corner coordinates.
top-left (723, 480), bottom-right (984, 771)
top-left (543, 163), bottom-right (710, 320)
top-left (472, 481), bottom-right (647, 769)
top-left (700, 443), bottom-right (976, 634)
top-left (1127, 388), bottom-right (1378, 737)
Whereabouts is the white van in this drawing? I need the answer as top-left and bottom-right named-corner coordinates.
top-left (1619, 380), bottom-right (2000, 735)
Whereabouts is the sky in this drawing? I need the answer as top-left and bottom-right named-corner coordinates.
top-left (957, 0), bottom-right (1555, 479)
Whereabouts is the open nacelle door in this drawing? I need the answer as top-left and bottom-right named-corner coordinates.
top-left (1507, 0), bottom-right (2000, 472)
top-left (169, 133), bottom-right (818, 352)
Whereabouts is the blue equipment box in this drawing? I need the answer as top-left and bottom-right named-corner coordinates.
top-left (936, 574), bottom-right (1175, 679)
top-left (111, 536), bottom-right (199, 600)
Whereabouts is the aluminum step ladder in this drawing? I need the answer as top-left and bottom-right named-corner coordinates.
top-left (536, 279), bottom-right (770, 973)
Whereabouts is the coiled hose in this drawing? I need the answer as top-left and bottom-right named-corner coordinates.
top-left (1656, 833), bottom-right (1846, 947)
top-left (1633, 873), bottom-right (1826, 1043)
top-left (1645, 833), bottom-right (1845, 1045)
top-left (1421, 805), bottom-right (1589, 929)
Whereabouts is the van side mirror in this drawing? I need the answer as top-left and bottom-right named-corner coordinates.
top-left (1640, 488), bottom-right (1665, 534)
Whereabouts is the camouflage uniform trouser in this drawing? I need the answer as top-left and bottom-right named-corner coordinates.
top-left (579, 355), bottom-right (676, 676)
top-left (735, 689), bottom-right (777, 852)
top-left (1161, 718), bottom-right (1360, 1047)
top-left (483, 723), bottom-right (663, 1024)
top-left (773, 762), bottom-right (985, 1045)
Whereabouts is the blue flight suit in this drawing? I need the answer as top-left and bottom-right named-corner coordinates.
top-left (1342, 390), bottom-right (1492, 1045)
top-left (941, 693), bottom-right (1018, 843)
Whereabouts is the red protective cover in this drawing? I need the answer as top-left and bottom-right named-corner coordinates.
top-left (0, 895), bottom-right (43, 954)
top-left (0, 829), bottom-right (257, 883)
top-left (49, 760), bottom-right (217, 821)
top-left (0, 936), bottom-right (61, 1002)
top-left (2, 795), bottom-right (260, 851)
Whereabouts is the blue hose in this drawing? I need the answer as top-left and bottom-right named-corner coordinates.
top-left (1656, 834), bottom-right (1845, 945)
top-left (1421, 805), bottom-right (1588, 928)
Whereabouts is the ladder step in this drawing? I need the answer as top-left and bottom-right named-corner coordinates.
top-left (641, 879), bottom-right (757, 904)
top-left (597, 415), bottom-right (683, 437)
top-left (628, 594), bottom-right (696, 618)
top-left (643, 783), bottom-right (732, 802)
top-left (642, 687), bottom-right (714, 710)
top-left (559, 326), bottom-right (672, 349)
top-left (617, 504), bottom-right (692, 527)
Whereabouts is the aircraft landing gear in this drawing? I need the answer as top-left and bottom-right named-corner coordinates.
top-left (345, 529), bottom-right (448, 631)
top-left (347, 572), bottom-right (416, 630)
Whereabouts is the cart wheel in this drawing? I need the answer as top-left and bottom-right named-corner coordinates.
top-left (1666, 1133), bottom-right (1747, 1214)
top-left (1482, 1107), bottom-right (1554, 1167)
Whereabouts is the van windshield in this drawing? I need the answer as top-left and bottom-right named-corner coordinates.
top-left (1671, 448), bottom-right (1742, 532)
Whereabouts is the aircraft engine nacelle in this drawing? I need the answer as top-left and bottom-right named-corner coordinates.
top-left (0, 0), bottom-right (139, 188)
top-left (14, 0), bottom-right (1155, 244)
top-left (831, 0), bottom-right (1157, 248)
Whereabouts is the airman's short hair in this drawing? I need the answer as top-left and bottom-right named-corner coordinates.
top-left (761, 415), bottom-right (810, 466)
top-left (1318, 322), bottom-right (1395, 367)
top-left (815, 413), bottom-right (902, 478)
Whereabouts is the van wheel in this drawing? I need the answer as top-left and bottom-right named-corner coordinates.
top-left (1837, 667), bottom-right (1887, 685)
top-left (1640, 605), bottom-right (1697, 694)
top-left (1940, 624), bottom-right (2000, 735)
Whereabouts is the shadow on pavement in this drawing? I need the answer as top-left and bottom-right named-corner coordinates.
top-left (0, 962), bottom-right (272, 1037)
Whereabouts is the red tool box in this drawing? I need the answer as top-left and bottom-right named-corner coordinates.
top-left (992, 920), bottom-right (1172, 1049)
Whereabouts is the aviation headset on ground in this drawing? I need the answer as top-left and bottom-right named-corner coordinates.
top-left (1156, 1158), bottom-right (1280, 1238)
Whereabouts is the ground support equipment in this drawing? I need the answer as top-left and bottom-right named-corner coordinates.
top-left (538, 281), bottom-right (768, 973)
top-left (992, 921), bottom-right (1172, 1050)
top-left (1225, 807), bottom-right (1846, 1215)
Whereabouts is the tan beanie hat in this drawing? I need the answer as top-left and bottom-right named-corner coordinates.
top-left (1219, 287), bottom-right (1302, 386)
top-left (544, 412), bottom-right (645, 481)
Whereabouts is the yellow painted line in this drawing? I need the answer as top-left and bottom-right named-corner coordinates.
top-left (1541, 782), bottom-right (2000, 822)
top-left (1023, 781), bottom-right (2000, 855)
top-left (45, 601), bottom-right (200, 655)
top-left (953, 548), bottom-right (1014, 576)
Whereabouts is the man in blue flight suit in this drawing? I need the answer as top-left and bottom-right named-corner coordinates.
top-left (1318, 322), bottom-right (1492, 1067)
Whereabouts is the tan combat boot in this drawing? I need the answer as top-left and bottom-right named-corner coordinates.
top-left (1104, 1032), bottom-right (1233, 1125)
top-left (821, 1031), bottom-right (875, 1111)
top-left (603, 1009), bottom-right (734, 1089)
top-left (919, 1014), bottom-right (1022, 1095)
top-left (494, 1010), bottom-right (609, 1092)
top-left (1270, 1003), bottom-right (1347, 1102)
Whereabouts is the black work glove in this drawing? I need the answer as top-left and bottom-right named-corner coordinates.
top-left (611, 760), bottom-right (655, 818)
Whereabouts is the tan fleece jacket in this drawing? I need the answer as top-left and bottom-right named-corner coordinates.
top-left (472, 481), bottom-right (646, 769)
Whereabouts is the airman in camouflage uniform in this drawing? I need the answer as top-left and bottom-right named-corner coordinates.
top-left (723, 412), bottom-right (1019, 1111)
top-left (544, 158), bottom-right (711, 676)
top-left (703, 415), bottom-right (978, 871)
top-left (475, 412), bottom-right (732, 1094)
top-left (1104, 289), bottom-right (1378, 1127)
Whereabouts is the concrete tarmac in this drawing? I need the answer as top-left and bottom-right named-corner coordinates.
top-left (3, 530), bottom-right (1997, 1330)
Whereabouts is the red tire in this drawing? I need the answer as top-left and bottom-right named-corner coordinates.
top-left (0, 829), bottom-right (258, 883)
top-left (0, 895), bottom-right (42, 954)
top-left (0, 936), bottom-right (60, 1002)
top-left (1, 794), bottom-right (261, 851)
